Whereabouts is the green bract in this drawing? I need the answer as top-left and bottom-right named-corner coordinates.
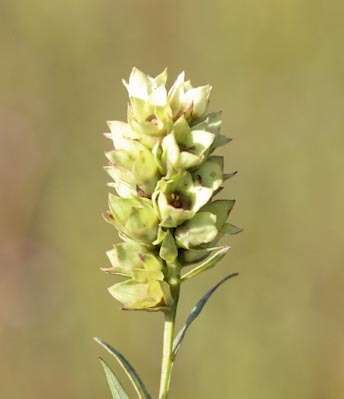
top-left (103, 67), bottom-right (240, 311)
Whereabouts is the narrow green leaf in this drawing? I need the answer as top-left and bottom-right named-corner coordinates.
top-left (94, 337), bottom-right (152, 399)
top-left (172, 272), bottom-right (239, 357)
top-left (181, 246), bottom-right (230, 281)
top-left (99, 357), bottom-right (129, 399)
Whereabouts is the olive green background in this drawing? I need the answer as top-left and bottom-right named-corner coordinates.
top-left (1, 1), bottom-right (343, 398)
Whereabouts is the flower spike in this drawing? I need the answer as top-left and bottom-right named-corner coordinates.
top-left (98, 68), bottom-right (241, 399)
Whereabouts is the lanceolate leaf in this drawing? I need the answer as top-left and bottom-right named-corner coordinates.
top-left (95, 337), bottom-right (152, 399)
top-left (181, 246), bottom-right (230, 281)
top-left (99, 357), bottom-right (129, 399)
top-left (172, 273), bottom-right (239, 358)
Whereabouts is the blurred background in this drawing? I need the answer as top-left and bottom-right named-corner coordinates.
top-left (1, 1), bottom-right (343, 398)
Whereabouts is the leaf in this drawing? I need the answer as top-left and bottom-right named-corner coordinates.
top-left (181, 246), bottom-right (230, 281)
top-left (211, 134), bottom-right (232, 150)
top-left (172, 272), bottom-right (239, 358)
top-left (94, 337), bottom-right (152, 399)
top-left (222, 223), bottom-right (243, 235)
top-left (99, 357), bottom-right (129, 399)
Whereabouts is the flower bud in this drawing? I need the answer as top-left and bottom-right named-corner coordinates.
top-left (104, 241), bottom-right (163, 280)
top-left (104, 241), bottom-right (171, 310)
top-left (105, 138), bottom-right (159, 197)
top-left (160, 115), bottom-right (216, 172)
top-left (168, 71), bottom-right (212, 122)
top-left (124, 68), bottom-right (173, 139)
top-left (107, 194), bottom-right (159, 244)
top-left (108, 279), bottom-right (171, 310)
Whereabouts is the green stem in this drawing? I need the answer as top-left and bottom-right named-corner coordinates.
top-left (159, 263), bottom-right (180, 399)
top-left (158, 308), bottom-right (177, 399)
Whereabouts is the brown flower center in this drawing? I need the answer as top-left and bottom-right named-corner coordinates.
top-left (146, 114), bottom-right (159, 126)
top-left (168, 191), bottom-right (190, 210)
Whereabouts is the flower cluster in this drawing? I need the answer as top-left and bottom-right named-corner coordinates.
top-left (103, 68), bottom-right (238, 310)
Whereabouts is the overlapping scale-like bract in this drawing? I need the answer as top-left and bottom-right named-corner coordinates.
top-left (103, 67), bottom-right (239, 310)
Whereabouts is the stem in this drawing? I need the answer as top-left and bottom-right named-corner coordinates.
top-left (158, 307), bottom-right (177, 399)
top-left (159, 263), bottom-right (180, 399)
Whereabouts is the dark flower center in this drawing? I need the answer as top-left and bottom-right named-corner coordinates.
top-left (146, 114), bottom-right (159, 126)
top-left (168, 191), bottom-right (190, 210)
top-left (179, 143), bottom-right (196, 153)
